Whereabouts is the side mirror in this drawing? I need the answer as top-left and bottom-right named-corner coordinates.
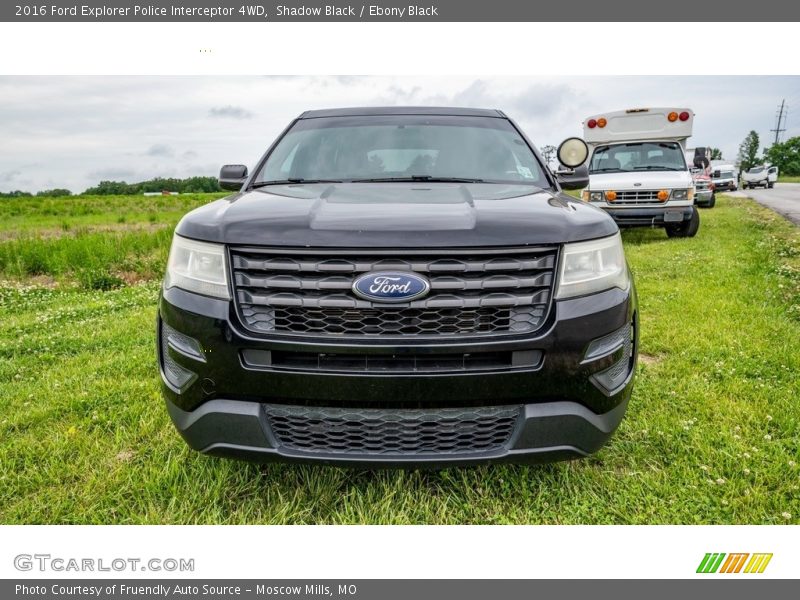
top-left (219, 164), bottom-right (248, 191)
top-left (556, 165), bottom-right (589, 190)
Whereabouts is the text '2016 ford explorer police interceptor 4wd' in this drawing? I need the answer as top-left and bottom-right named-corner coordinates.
top-left (158, 107), bottom-right (638, 466)
top-left (582, 107), bottom-right (700, 238)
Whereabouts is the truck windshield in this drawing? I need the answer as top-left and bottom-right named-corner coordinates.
top-left (254, 115), bottom-right (548, 186)
top-left (747, 167), bottom-right (765, 174)
top-left (589, 142), bottom-right (687, 173)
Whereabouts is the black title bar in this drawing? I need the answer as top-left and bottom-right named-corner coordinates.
top-left (4, 0), bottom-right (800, 22)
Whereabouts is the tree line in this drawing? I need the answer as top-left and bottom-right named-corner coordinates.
top-left (738, 131), bottom-right (800, 175)
top-left (0, 176), bottom-right (223, 198)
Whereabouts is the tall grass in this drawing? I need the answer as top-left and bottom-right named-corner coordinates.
top-left (0, 228), bottom-right (174, 288)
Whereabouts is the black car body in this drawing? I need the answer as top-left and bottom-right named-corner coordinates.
top-left (158, 107), bottom-right (638, 466)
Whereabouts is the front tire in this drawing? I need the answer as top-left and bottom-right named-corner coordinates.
top-left (768, 182), bottom-right (774, 189)
top-left (666, 206), bottom-right (700, 238)
top-left (706, 194), bottom-right (716, 208)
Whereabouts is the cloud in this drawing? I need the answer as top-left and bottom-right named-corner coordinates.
top-left (511, 83), bottom-right (580, 119)
top-left (209, 105), bottom-right (254, 119)
top-left (1, 75), bottom-right (798, 193)
top-left (87, 167), bottom-right (137, 180)
top-left (145, 144), bottom-right (174, 157)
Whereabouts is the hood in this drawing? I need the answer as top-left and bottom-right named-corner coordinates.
top-left (588, 170), bottom-right (692, 191)
top-left (175, 182), bottom-right (617, 248)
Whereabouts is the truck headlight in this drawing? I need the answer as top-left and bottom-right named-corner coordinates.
top-left (671, 188), bottom-right (693, 200)
top-left (555, 233), bottom-right (630, 299)
top-left (164, 235), bottom-right (230, 299)
top-left (582, 190), bottom-right (604, 202)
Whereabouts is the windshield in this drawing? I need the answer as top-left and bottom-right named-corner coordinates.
top-left (254, 115), bottom-right (547, 186)
top-left (589, 142), bottom-right (687, 173)
top-left (747, 166), bottom-right (765, 174)
top-left (714, 171), bottom-right (734, 178)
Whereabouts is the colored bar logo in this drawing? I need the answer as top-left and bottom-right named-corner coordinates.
top-left (697, 553), bottom-right (773, 573)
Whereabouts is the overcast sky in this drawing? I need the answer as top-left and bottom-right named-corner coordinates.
top-left (1, 75), bottom-right (798, 193)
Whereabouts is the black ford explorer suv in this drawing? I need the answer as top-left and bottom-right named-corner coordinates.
top-left (158, 107), bottom-right (638, 466)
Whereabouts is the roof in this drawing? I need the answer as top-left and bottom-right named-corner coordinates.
top-left (299, 106), bottom-right (505, 119)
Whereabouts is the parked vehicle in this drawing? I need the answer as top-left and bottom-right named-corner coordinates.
top-left (691, 168), bottom-right (715, 208)
top-left (686, 147), bottom-right (715, 208)
top-left (742, 165), bottom-right (779, 189)
top-left (158, 107), bottom-right (638, 466)
top-left (711, 164), bottom-right (738, 191)
top-left (582, 107), bottom-right (699, 238)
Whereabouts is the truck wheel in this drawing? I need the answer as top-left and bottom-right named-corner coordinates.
top-left (666, 207), bottom-right (700, 238)
top-left (768, 182), bottom-right (774, 189)
top-left (707, 193), bottom-right (716, 208)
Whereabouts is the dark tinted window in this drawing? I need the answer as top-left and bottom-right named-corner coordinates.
top-left (256, 115), bottom-right (547, 185)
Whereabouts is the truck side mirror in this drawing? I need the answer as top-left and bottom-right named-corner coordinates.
top-left (556, 165), bottom-right (589, 190)
top-left (219, 164), bottom-right (248, 191)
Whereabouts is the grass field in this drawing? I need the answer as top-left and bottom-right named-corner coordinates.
top-left (778, 176), bottom-right (800, 183)
top-left (1, 193), bottom-right (799, 524)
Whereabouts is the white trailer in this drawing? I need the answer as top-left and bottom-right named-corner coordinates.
top-left (582, 107), bottom-right (699, 238)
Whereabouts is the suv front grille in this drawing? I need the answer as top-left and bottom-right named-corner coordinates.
top-left (264, 404), bottom-right (521, 456)
top-left (230, 249), bottom-right (557, 338)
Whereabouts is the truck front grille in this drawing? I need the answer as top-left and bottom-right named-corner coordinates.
top-left (264, 404), bottom-right (521, 456)
top-left (614, 190), bottom-right (662, 203)
top-left (230, 248), bottom-right (557, 338)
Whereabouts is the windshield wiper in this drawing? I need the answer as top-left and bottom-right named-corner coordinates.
top-left (250, 178), bottom-right (342, 187)
top-left (590, 168), bottom-right (625, 173)
top-left (350, 176), bottom-right (485, 183)
top-left (632, 166), bottom-right (683, 171)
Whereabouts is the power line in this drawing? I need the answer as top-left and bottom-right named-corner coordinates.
top-left (771, 99), bottom-right (787, 144)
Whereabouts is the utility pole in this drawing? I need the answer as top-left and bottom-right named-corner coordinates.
top-left (771, 99), bottom-right (787, 145)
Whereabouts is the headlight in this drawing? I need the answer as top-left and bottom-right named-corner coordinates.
top-left (580, 190), bottom-right (604, 202)
top-left (164, 235), bottom-right (230, 299)
top-left (583, 191), bottom-right (604, 202)
top-left (671, 188), bottom-right (693, 200)
top-left (555, 233), bottom-right (630, 299)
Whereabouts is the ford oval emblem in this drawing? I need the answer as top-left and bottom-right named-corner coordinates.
top-left (352, 271), bottom-right (430, 303)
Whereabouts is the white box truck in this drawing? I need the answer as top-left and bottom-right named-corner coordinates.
top-left (582, 107), bottom-right (699, 237)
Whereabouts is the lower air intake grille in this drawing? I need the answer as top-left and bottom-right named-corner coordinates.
top-left (264, 404), bottom-right (521, 456)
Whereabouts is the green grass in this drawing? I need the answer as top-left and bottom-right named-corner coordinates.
top-left (778, 176), bottom-right (800, 183)
top-left (0, 193), bottom-right (226, 288)
top-left (0, 193), bottom-right (226, 233)
top-left (1, 195), bottom-right (799, 524)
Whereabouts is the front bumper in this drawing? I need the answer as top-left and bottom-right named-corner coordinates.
top-left (601, 206), bottom-right (693, 228)
top-left (158, 283), bottom-right (637, 466)
top-left (695, 190), bottom-right (714, 205)
top-left (714, 180), bottom-right (737, 191)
